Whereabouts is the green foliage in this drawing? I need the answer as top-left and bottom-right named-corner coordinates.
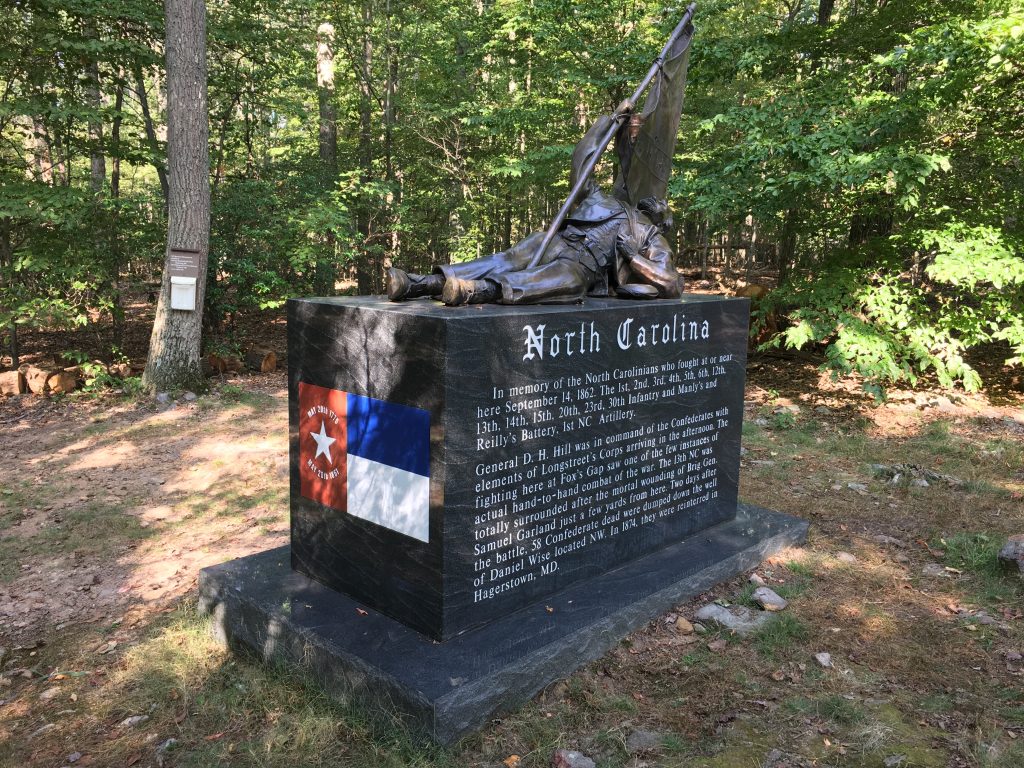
top-left (752, 614), bottom-right (809, 658)
top-left (936, 531), bottom-right (1023, 605)
top-left (683, 0), bottom-right (1024, 394)
top-left (64, 349), bottom-right (122, 391)
top-left (787, 694), bottom-right (867, 726)
top-left (767, 410), bottom-right (797, 430)
top-left (940, 532), bottom-right (1006, 578)
top-left (0, 0), bottom-right (1020, 395)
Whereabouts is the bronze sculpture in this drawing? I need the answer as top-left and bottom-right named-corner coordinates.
top-left (388, 5), bottom-right (696, 307)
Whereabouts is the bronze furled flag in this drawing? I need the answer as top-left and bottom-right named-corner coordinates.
top-left (613, 16), bottom-right (695, 206)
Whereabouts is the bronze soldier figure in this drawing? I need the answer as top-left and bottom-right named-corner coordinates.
top-left (387, 5), bottom-right (696, 308)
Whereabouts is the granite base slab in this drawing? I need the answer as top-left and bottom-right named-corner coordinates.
top-left (198, 503), bottom-right (808, 745)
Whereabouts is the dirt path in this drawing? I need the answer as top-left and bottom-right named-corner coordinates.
top-left (0, 376), bottom-right (289, 644)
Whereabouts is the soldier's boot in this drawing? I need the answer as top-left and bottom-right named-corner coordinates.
top-left (442, 277), bottom-right (500, 307)
top-left (387, 268), bottom-right (445, 301)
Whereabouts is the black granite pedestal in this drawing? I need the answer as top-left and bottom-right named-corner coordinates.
top-left (286, 296), bottom-right (753, 640)
top-left (199, 294), bottom-right (809, 744)
top-left (199, 502), bottom-right (807, 745)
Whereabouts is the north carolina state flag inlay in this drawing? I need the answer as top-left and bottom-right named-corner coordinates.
top-left (298, 381), bottom-right (430, 543)
top-left (298, 382), bottom-right (349, 512)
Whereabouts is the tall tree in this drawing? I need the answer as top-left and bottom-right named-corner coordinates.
top-left (142, 0), bottom-right (210, 394)
top-left (314, 20), bottom-right (338, 295)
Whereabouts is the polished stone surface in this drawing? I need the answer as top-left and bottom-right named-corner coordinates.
top-left (289, 295), bottom-right (750, 640)
top-left (199, 502), bottom-right (808, 745)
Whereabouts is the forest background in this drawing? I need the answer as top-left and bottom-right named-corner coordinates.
top-left (1, 0), bottom-right (1022, 397)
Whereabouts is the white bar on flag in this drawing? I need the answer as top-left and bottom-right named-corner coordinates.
top-left (346, 454), bottom-right (430, 542)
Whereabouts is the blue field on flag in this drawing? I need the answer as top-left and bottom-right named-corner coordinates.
top-left (345, 393), bottom-right (430, 543)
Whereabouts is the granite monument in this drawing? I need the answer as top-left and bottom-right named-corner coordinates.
top-left (198, 4), bottom-right (808, 743)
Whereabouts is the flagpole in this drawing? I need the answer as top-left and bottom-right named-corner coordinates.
top-left (526, 3), bottom-right (696, 270)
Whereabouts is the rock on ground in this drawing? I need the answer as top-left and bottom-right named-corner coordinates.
top-left (626, 728), bottom-right (663, 754)
top-left (752, 587), bottom-right (788, 612)
top-left (694, 603), bottom-right (771, 635)
top-left (998, 535), bottom-right (1024, 574)
top-left (118, 714), bottom-right (149, 729)
top-left (551, 749), bottom-right (596, 768)
top-left (873, 535), bottom-right (908, 548)
top-left (674, 616), bottom-right (694, 634)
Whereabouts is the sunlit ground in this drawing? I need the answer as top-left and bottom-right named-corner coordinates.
top-left (1, 365), bottom-right (1023, 767)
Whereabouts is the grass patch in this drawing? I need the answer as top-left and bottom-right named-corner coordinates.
top-left (983, 437), bottom-right (1024, 469)
top-left (774, 580), bottom-right (811, 600)
top-left (741, 420), bottom-right (770, 451)
top-left (678, 648), bottom-right (710, 669)
top-left (38, 501), bottom-right (152, 556)
top-left (661, 733), bottom-right (689, 753)
top-left (0, 538), bottom-right (24, 582)
top-left (939, 532), bottom-right (1004, 575)
top-left (784, 560), bottom-right (814, 578)
top-left (1000, 706), bottom-right (1024, 725)
top-left (607, 694), bottom-right (639, 713)
top-left (767, 410), bottom-right (797, 431)
top-left (937, 532), bottom-right (1022, 603)
top-left (820, 430), bottom-right (875, 463)
top-left (217, 384), bottom-right (277, 409)
top-left (819, 694), bottom-right (865, 725)
top-left (0, 500), bottom-right (151, 581)
top-left (80, 606), bottom-right (462, 768)
top-left (735, 583), bottom-right (757, 607)
top-left (977, 737), bottom-right (1024, 768)
top-left (0, 484), bottom-right (30, 528)
top-left (752, 614), bottom-right (808, 658)
top-left (919, 693), bottom-right (955, 714)
top-left (787, 694), bottom-right (865, 725)
top-left (786, 418), bottom-right (823, 447)
top-left (963, 478), bottom-right (1014, 499)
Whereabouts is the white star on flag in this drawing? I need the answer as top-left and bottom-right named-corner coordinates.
top-left (309, 420), bottom-right (336, 464)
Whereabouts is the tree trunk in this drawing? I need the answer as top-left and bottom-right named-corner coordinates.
top-left (778, 208), bottom-right (799, 286)
top-left (315, 21), bottom-right (338, 295)
top-left (142, 0), bottom-right (210, 395)
top-left (817, 0), bottom-right (835, 26)
top-left (383, 0), bottom-right (400, 267)
top-left (317, 22), bottom-right (338, 173)
top-left (86, 21), bottom-right (106, 195)
top-left (31, 118), bottom-right (54, 184)
top-left (355, 0), bottom-right (377, 295)
top-left (111, 79), bottom-right (124, 200)
top-left (0, 220), bottom-right (17, 368)
top-left (7, 322), bottom-right (17, 370)
top-left (110, 78), bottom-right (126, 347)
top-left (132, 58), bottom-right (170, 203)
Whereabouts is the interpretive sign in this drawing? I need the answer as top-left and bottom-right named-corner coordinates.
top-left (168, 248), bottom-right (201, 279)
top-left (287, 295), bottom-right (748, 640)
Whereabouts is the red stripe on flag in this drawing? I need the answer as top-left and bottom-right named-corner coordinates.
top-left (298, 381), bottom-right (348, 510)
